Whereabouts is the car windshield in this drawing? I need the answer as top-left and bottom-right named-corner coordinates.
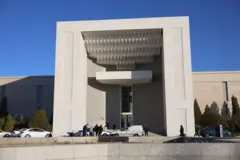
top-left (121, 127), bottom-right (128, 131)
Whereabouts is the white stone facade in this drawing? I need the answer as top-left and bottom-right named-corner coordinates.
top-left (54, 17), bottom-right (195, 136)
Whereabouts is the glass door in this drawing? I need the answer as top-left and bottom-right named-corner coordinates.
top-left (121, 86), bottom-right (133, 128)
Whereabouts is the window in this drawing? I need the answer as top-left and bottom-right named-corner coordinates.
top-left (223, 81), bottom-right (229, 101)
top-left (36, 85), bottom-right (43, 108)
top-left (34, 128), bottom-right (44, 132)
top-left (121, 86), bottom-right (132, 113)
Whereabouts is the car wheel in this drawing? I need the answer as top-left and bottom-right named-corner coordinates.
top-left (45, 134), bottom-right (52, 138)
top-left (3, 134), bottom-right (10, 137)
top-left (25, 134), bottom-right (31, 138)
top-left (114, 133), bottom-right (119, 136)
top-left (133, 134), bottom-right (139, 137)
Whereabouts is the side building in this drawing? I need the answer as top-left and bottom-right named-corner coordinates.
top-left (0, 71), bottom-right (239, 124)
top-left (193, 71), bottom-right (240, 112)
top-left (0, 76), bottom-right (54, 119)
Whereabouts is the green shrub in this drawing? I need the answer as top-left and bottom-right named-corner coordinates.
top-left (29, 109), bottom-right (51, 131)
top-left (3, 116), bottom-right (15, 132)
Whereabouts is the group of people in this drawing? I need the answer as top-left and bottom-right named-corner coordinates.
top-left (82, 123), bottom-right (104, 136)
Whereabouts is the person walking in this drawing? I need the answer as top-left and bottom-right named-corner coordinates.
top-left (94, 124), bottom-right (99, 136)
top-left (144, 126), bottom-right (149, 137)
top-left (98, 125), bottom-right (103, 136)
top-left (112, 124), bottom-right (116, 130)
top-left (83, 124), bottom-right (88, 137)
top-left (89, 125), bottom-right (93, 136)
top-left (180, 125), bottom-right (185, 137)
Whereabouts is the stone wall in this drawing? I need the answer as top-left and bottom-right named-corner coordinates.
top-left (0, 143), bottom-right (239, 160)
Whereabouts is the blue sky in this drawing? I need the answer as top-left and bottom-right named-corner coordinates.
top-left (0, 0), bottom-right (239, 76)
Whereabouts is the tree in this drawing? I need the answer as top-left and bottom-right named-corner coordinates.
top-left (201, 105), bottom-right (220, 127)
top-left (210, 101), bottom-right (220, 116)
top-left (0, 96), bottom-right (8, 117)
top-left (194, 99), bottom-right (202, 125)
top-left (231, 96), bottom-right (240, 119)
top-left (29, 109), bottom-right (51, 131)
top-left (3, 115), bottom-right (15, 132)
top-left (221, 101), bottom-right (231, 119)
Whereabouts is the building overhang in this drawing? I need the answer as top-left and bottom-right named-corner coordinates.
top-left (96, 71), bottom-right (152, 85)
top-left (82, 29), bottom-right (163, 70)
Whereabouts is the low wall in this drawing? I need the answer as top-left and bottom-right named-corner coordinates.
top-left (0, 137), bottom-right (174, 146)
top-left (0, 143), bottom-right (239, 160)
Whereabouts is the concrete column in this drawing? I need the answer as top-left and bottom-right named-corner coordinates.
top-left (71, 33), bottom-right (87, 131)
top-left (163, 26), bottom-right (195, 136)
top-left (53, 29), bottom-right (87, 136)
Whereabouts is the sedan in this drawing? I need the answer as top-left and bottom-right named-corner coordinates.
top-left (20, 128), bottom-right (52, 138)
top-left (0, 130), bottom-right (11, 137)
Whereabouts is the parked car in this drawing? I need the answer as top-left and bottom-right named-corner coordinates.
top-left (104, 125), bottom-right (144, 137)
top-left (11, 128), bottom-right (28, 137)
top-left (67, 130), bottom-right (90, 137)
top-left (20, 128), bottom-right (52, 138)
top-left (0, 130), bottom-right (11, 137)
top-left (201, 127), bottom-right (232, 137)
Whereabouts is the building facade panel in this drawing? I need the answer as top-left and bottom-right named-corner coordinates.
top-left (193, 72), bottom-right (240, 113)
top-left (133, 57), bottom-right (165, 134)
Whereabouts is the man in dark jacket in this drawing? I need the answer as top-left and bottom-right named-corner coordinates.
top-left (83, 124), bottom-right (88, 136)
top-left (144, 126), bottom-right (149, 137)
top-left (94, 124), bottom-right (99, 136)
top-left (98, 125), bottom-right (103, 136)
top-left (180, 125), bottom-right (184, 137)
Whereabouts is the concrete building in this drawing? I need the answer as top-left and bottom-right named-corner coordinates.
top-left (0, 76), bottom-right (54, 119)
top-left (53, 16), bottom-right (194, 137)
top-left (1, 71), bottom-right (240, 135)
top-left (193, 71), bottom-right (240, 113)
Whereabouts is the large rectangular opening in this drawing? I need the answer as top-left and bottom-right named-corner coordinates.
top-left (121, 86), bottom-right (133, 128)
top-left (85, 28), bottom-right (165, 134)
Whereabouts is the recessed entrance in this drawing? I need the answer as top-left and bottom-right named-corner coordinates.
top-left (121, 86), bottom-right (133, 128)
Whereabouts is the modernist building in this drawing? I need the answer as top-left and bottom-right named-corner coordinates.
top-left (0, 71), bottom-right (240, 136)
top-left (53, 16), bottom-right (195, 137)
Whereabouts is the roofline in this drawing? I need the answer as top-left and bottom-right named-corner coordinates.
top-left (0, 75), bottom-right (54, 79)
top-left (57, 16), bottom-right (189, 24)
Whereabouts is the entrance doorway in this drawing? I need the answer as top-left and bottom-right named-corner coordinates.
top-left (121, 86), bottom-right (133, 128)
top-left (121, 113), bottom-right (133, 128)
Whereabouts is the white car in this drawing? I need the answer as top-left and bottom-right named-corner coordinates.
top-left (102, 125), bottom-right (144, 137)
top-left (0, 130), bottom-right (11, 137)
top-left (112, 125), bottom-right (144, 137)
top-left (20, 128), bottom-right (52, 138)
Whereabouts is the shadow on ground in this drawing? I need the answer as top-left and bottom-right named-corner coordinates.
top-left (164, 137), bottom-right (240, 143)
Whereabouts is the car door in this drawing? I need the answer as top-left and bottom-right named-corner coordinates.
top-left (34, 128), bottom-right (45, 137)
top-left (28, 129), bottom-right (37, 137)
top-left (126, 126), bottom-right (134, 136)
top-left (119, 127), bottom-right (128, 136)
